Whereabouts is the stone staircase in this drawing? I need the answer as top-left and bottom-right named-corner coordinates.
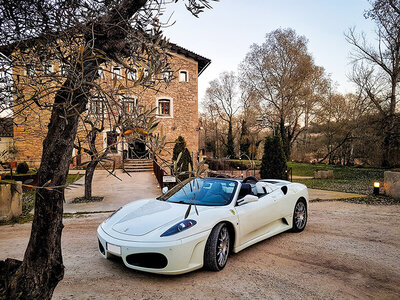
top-left (123, 159), bottom-right (154, 173)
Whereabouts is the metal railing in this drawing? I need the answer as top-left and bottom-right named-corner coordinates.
top-left (153, 160), bottom-right (165, 188)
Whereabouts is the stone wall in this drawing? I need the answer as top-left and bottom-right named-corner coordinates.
top-left (384, 171), bottom-right (400, 199)
top-left (13, 52), bottom-right (200, 167)
top-left (0, 181), bottom-right (22, 221)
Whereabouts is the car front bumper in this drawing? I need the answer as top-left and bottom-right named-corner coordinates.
top-left (97, 225), bottom-right (209, 275)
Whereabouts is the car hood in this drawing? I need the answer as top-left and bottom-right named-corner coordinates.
top-left (103, 198), bottom-right (209, 237)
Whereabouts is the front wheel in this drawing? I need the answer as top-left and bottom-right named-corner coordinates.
top-left (204, 223), bottom-right (230, 271)
top-left (292, 199), bottom-right (307, 232)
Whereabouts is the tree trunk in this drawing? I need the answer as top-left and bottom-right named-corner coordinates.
top-left (0, 1), bottom-right (150, 297)
top-left (85, 159), bottom-right (99, 200)
top-left (0, 85), bottom-right (88, 299)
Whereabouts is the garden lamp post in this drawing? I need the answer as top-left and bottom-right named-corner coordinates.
top-left (373, 182), bottom-right (380, 195)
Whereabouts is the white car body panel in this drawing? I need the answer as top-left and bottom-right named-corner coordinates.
top-left (97, 178), bottom-right (308, 275)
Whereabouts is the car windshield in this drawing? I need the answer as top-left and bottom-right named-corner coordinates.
top-left (159, 178), bottom-right (238, 206)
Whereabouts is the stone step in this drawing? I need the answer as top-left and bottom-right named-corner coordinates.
top-left (124, 166), bottom-right (153, 170)
top-left (125, 169), bottom-right (153, 172)
top-left (125, 165), bottom-right (153, 169)
top-left (124, 164), bottom-right (153, 168)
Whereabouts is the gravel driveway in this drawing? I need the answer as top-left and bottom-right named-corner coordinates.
top-left (1, 201), bottom-right (399, 299)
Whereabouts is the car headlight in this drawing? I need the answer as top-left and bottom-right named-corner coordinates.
top-left (160, 219), bottom-right (197, 237)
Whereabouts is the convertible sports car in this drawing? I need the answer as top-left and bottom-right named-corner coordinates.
top-left (97, 176), bottom-right (308, 275)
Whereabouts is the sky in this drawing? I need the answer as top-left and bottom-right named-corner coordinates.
top-left (162, 0), bottom-right (377, 108)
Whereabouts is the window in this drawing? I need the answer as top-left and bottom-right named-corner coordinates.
top-left (162, 70), bottom-right (172, 82)
top-left (112, 66), bottom-right (122, 79)
top-left (60, 64), bottom-right (69, 77)
top-left (179, 70), bottom-right (188, 82)
top-left (121, 95), bottom-right (137, 115)
top-left (106, 131), bottom-right (118, 153)
top-left (26, 64), bottom-right (35, 76)
top-left (43, 63), bottom-right (53, 75)
top-left (89, 95), bottom-right (105, 116)
top-left (157, 98), bottom-right (172, 117)
top-left (98, 67), bottom-right (105, 79)
top-left (128, 68), bottom-right (137, 81)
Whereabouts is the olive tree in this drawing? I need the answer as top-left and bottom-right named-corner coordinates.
top-left (0, 0), bottom-right (214, 299)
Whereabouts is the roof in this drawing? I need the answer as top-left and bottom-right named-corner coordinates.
top-left (169, 43), bottom-right (211, 76)
top-left (0, 34), bottom-right (211, 76)
top-left (0, 118), bottom-right (13, 137)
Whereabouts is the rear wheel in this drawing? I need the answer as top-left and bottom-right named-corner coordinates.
top-left (204, 223), bottom-right (230, 271)
top-left (292, 199), bottom-right (307, 232)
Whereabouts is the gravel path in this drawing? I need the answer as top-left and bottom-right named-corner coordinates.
top-left (0, 201), bottom-right (399, 299)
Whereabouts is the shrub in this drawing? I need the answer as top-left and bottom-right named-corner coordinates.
top-left (260, 136), bottom-right (287, 179)
top-left (16, 162), bottom-right (29, 174)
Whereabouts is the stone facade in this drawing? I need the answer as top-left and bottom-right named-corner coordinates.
top-left (13, 47), bottom-right (209, 168)
top-left (384, 171), bottom-right (400, 200)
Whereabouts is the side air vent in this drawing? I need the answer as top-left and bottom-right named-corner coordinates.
top-left (281, 186), bottom-right (288, 195)
top-left (126, 253), bottom-right (168, 269)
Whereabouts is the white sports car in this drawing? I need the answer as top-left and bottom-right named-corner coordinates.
top-left (97, 176), bottom-right (308, 275)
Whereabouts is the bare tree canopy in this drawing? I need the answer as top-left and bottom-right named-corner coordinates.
top-left (346, 0), bottom-right (400, 167)
top-left (240, 28), bottom-right (329, 159)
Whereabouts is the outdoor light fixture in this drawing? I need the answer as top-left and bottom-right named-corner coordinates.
top-left (373, 182), bottom-right (380, 195)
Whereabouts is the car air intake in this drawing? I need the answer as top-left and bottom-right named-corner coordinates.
top-left (98, 239), bottom-right (105, 255)
top-left (126, 253), bottom-right (168, 269)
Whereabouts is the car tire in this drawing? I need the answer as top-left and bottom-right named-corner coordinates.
top-left (292, 199), bottom-right (307, 232)
top-left (204, 223), bottom-right (230, 271)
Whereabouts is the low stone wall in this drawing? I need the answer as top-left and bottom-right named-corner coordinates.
top-left (314, 170), bottom-right (334, 179)
top-left (0, 181), bottom-right (23, 221)
top-left (384, 171), bottom-right (400, 199)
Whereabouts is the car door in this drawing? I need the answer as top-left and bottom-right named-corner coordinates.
top-left (235, 190), bottom-right (280, 246)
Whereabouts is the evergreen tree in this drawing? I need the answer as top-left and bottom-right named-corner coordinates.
top-left (172, 136), bottom-right (186, 161)
top-left (227, 121), bottom-right (235, 158)
top-left (260, 136), bottom-right (287, 179)
top-left (172, 136), bottom-right (193, 177)
top-left (239, 120), bottom-right (250, 157)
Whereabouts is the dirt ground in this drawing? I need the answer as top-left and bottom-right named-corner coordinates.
top-left (1, 201), bottom-right (399, 299)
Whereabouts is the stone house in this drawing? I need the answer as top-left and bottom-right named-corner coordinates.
top-left (10, 43), bottom-right (210, 168)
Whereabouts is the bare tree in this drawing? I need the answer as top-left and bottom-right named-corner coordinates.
top-left (204, 71), bottom-right (240, 158)
top-left (0, 0), bottom-right (214, 299)
top-left (346, 0), bottom-right (400, 167)
top-left (240, 28), bottom-right (328, 159)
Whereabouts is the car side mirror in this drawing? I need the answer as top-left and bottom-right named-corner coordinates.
top-left (237, 194), bottom-right (258, 206)
top-left (162, 186), bottom-right (168, 194)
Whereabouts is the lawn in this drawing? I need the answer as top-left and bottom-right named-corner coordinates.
top-left (288, 162), bottom-right (387, 195)
top-left (212, 159), bottom-right (388, 195)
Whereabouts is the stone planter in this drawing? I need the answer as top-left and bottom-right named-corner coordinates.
top-left (384, 171), bottom-right (400, 199)
top-left (314, 170), bottom-right (334, 179)
top-left (0, 181), bottom-right (23, 221)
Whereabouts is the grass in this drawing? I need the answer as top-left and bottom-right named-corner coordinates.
top-left (287, 162), bottom-right (387, 195)
top-left (0, 173), bottom-right (85, 226)
top-left (71, 196), bottom-right (104, 203)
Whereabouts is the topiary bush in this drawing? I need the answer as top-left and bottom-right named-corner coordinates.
top-left (260, 136), bottom-right (287, 180)
top-left (16, 162), bottom-right (29, 174)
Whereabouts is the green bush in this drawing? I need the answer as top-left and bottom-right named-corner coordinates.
top-left (16, 162), bottom-right (29, 174)
top-left (260, 136), bottom-right (287, 179)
